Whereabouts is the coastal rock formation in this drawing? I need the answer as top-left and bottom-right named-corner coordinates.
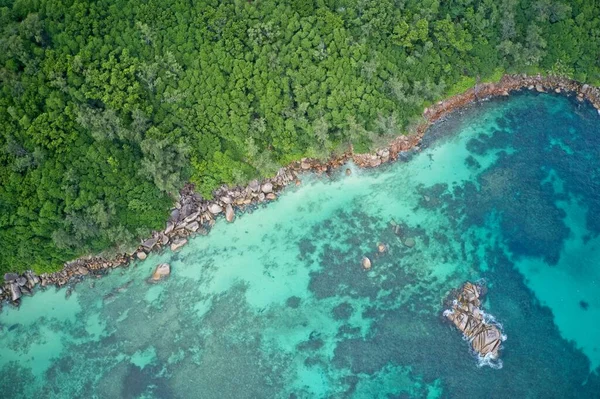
top-left (208, 204), bottom-right (223, 214)
top-left (170, 238), bottom-right (187, 251)
top-left (2, 74), bottom-right (600, 307)
top-left (261, 182), bottom-right (273, 193)
top-left (225, 204), bottom-right (235, 222)
top-left (444, 282), bottom-right (505, 359)
top-left (148, 263), bottom-right (171, 283)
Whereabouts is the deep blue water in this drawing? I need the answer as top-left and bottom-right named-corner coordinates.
top-left (1, 92), bottom-right (599, 398)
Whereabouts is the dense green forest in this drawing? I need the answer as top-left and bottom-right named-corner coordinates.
top-left (1, 0), bottom-right (599, 276)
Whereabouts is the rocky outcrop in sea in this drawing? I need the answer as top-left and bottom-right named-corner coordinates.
top-left (444, 281), bottom-right (506, 365)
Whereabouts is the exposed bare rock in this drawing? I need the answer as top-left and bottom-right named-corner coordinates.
top-left (165, 221), bottom-right (175, 234)
top-left (149, 263), bottom-right (171, 283)
top-left (261, 182), bottom-right (273, 193)
top-left (208, 204), bottom-right (223, 214)
top-left (444, 281), bottom-right (505, 360)
top-left (226, 204), bottom-right (235, 222)
top-left (362, 256), bottom-right (372, 270)
top-left (249, 180), bottom-right (260, 192)
top-left (10, 283), bottom-right (21, 302)
top-left (258, 193), bottom-right (265, 201)
top-left (170, 208), bottom-right (181, 222)
top-left (4, 273), bottom-right (18, 283)
top-left (266, 193), bottom-right (276, 200)
top-left (160, 234), bottom-right (169, 246)
top-left (186, 221), bottom-right (200, 232)
top-left (184, 211), bottom-right (200, 223)
top-left (170, 238), bottom-right (188, 251)
top-left (142, 237), bottom-right (158, 251)
top-left (221, 196), bottom-right (233, 204)
top-left (137, 251), bottom-right (147, 260)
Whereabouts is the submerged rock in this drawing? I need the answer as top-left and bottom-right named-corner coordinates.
top-left (403, 237), bottom-right (415, 248)
top-left (345, 168), bottom-right (352, 176)
top-left (444, 281), bottom-right (505, 360)
top-left (377, 243), bottom-right (387, 253)
top-left (149, 263), bottom-right (171, 283)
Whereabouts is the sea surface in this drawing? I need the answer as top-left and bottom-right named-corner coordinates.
top-left (1, 92), bottom-right (599, 398)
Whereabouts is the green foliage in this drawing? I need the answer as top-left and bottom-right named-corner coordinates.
top-left (1, 0), bottom-right (599, 277)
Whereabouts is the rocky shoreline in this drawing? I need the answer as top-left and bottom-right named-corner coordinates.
top-left (2, 74), bottom-right (599, 310)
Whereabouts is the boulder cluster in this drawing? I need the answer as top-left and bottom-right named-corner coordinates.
top-left (444, 281), bottom-right (505, 359)
top-left (2, 74), bottom-right (600, 309)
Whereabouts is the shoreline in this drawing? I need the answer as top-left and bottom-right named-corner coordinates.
top-left (2, 73), bottom-right (599, 309)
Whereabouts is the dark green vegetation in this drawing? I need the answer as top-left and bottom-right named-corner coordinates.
top-left (1, 0), bottom-right (599, 276)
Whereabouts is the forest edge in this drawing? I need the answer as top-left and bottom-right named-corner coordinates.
top-left (2, 73), bottom-right (599, 311)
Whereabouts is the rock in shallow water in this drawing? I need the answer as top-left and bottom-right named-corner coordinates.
top-left (10, 283), bottom-right (21, 301)
top-left (444, 281), bottom-right (505, 360)
top-left (149, 263), bottom-right (171, 282)
top-left (170, 238), bottom-right (187, 251)
top-left (362, 256), bottom-right (372, 270)
top-left (225, 204), bottom-right (235, 222)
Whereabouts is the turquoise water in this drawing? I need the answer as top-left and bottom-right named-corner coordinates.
top-left (1, 92), bottom-right (600, 398)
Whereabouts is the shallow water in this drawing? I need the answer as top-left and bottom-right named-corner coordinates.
top-left (1, 92), bottom-right (600, 398)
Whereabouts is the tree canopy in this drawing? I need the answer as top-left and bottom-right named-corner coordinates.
top-left (1, 0), bottom-right (599, 276)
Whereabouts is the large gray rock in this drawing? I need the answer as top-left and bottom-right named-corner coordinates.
top-left (208, 204), bottom-right (223, 214)
top-left (165, 222), bottom-right (175, 235)
top-left (169, 209), bottom-right (180, 222)
top-left (226, 204), bottom-right (235, 223)
top-left (10, 283), bottom-right (21, 302)
top-left (249, 180), bottom-right (260, 192)
top-left (186, 221), bottom-right (200, 232)
top-left (261, 182), bottom-right (273, 193)
top-left (4, 273), bottom-right (18, 282)
top-left (184, 211), bottom-right (200, 224)
top-left (142, 237), bottom-right (158, 251)
top-left (16, 277), bottom-right (27, 287)
top-left (170, 238), bottom-right (188, 251)
top-left (180, 204), bottom-right (193, 219)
